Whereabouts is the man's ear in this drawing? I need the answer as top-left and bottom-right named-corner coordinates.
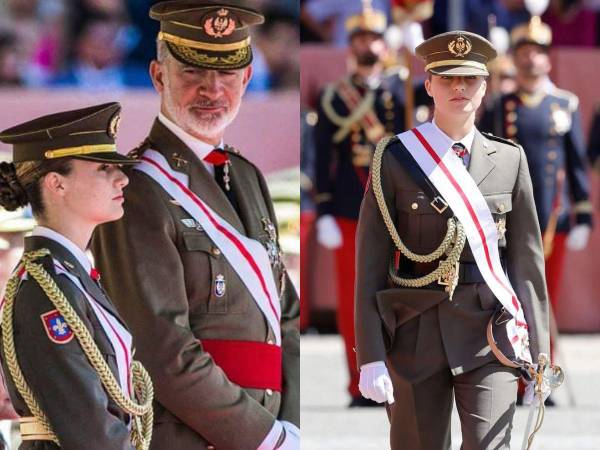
top-left (240, 65), bottom-right (253, 94)
top-left (150, 59), bottom-right (166, 94)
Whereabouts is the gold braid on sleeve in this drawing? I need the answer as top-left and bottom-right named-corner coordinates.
top-left (371, 136), bottom-right (467, 299)
top-left (1, 248), bottom-right (154, 449)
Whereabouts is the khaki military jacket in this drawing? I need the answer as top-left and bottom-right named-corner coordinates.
top-left (355, 130), bottom-right (550, 382)
top-left (0, 237), bottom-right (133, 450)
top-left (92, 119), bottom-right (300, 450)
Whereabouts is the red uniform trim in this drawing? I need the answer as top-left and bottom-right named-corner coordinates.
top-left (200, 339), bottom-right (282, 391)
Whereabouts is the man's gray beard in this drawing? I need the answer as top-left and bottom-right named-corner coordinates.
top-left (162, 80), bottom-right (240, 139)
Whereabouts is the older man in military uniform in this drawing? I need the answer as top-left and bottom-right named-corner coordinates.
top-left (355, 31), bottom-right (549, 449)
top-left (313, 1), bottom-right (405, 406)
top-left (479, 19), bottom-right (593, 335)
top-left (92, 2), bottom-right (300, 449)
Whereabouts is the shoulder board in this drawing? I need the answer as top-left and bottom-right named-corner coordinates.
top-left (550, 87), bottom-right (579, 111)
top-left (481, 132), bottom-right (519, 148)
top-left (127, 137), bottom-right (152, 159)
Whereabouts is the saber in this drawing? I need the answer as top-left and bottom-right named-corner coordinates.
top-left (520, 353), bottom-right (564, 450)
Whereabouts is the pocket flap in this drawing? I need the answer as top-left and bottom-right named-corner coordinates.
top-left (182, 232), bottom-right (214, 253)
top-left (483, 193), bottom-right (512, 214)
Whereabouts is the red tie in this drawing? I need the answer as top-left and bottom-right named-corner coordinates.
top-left (452, 142), bottom-right (467, 160)
top-left (90, 267), bottom-right (101, 282)
top-left (203, 149), bottom-right (229, 166)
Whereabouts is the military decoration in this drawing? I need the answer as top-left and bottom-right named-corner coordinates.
top-left (203, 8), bottom-right (236, 38)
top-left (41, 310), bottom-right (74, 344)
top-left (261, 217), bottom-right (282, 267)
top-left (107, 111), bottom-right (121, 138)
top-left (551, 104), bottom-right (571, 135)
top-left (496, 217), bottom-right (507, 240)
top-left (448, 35), bottom-right (472, 58)
top-left (214, 274), bottom-right (226, 298)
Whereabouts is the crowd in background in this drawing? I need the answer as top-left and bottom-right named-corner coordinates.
top-left (301, 0), bottom-right (600, 47)
top-left (0, 0), bottom-right (299, 92)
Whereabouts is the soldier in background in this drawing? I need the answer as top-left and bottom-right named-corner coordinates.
top-left (312, 0), bottom-right (405, 407)
top-left (479, 21), bottom-right (592, 403)
top-left (587, 104), bottom-right (600, 171)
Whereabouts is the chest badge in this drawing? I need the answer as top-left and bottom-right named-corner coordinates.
top-left (41, 310), bottom-right (74, 344)
top-left (496, 217), bottom-right (507, 240)
top-left (214, 274), bottom-right (226, 298)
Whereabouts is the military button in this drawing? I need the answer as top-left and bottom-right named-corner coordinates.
top-left (546, 164), bottom-right (555, 174)
top-left (506, 124), bottom-right (517, 136)
top-left (266, 389), bottom-right (273, 396)
top-left (211, 247), bottom-right (221, 256)
top-left (547, 151), bottom-right (558, 161)
top-left (411, 202), bottom-right (418, 210)
top-left (498, 203), bottom-right (505, 213)
top-left (506, 112), bottom-right (517, 122)
top-left (267, 339), bottom-right (274, 345)
top-left (505, 100), bottom-right (516, 111)
top-left (385, 111), bottom-right (395, 120)
top-left (207, 446), bottom-right (215, 450)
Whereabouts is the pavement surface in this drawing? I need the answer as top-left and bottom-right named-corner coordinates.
top-left (301, 334), bottom-right (600, 450)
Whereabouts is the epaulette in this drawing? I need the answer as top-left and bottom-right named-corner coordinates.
top-left (550, 87), bottom-right (579, 112)
top-left (481, 132), bottom-right (519, 148)
top-left (127, 137), bottom-right (152, 159)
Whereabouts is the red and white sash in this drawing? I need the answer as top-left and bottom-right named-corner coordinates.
top-left (397, 122), bottom-right (532, 364)
top-left (135, 150), bottom-right (282, 346)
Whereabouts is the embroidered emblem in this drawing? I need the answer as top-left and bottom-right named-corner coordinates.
top-left (448, 35), bottom-right (472, 57)
top-left (261, 217), bottom-right (281, 266)
top-left (41, 310), bottom-right (74, 344)
top-left (203, 8), bottom-right (236, 38)
top-left (550, 104), bottom-right (571, 135)
top-left (214, 274), bottom-right (226, 297)
top-left (172, 153), bottom-right (188, 168)
top-left (62, 260), bottom-right (75, 270)
top-left (108, 111), bottom-right (121, 138)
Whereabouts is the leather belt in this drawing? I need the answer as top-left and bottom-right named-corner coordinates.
top-left (200, 339), bottom-right (282, 391)
top-left (398, 261), bottom-right (504, 290)
top-left (20, 417), bottom-right (53, 441)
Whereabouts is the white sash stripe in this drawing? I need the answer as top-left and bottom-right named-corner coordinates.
top-left (135, 150), bottom-right (282, 346)
top-left (397, 123), bottom-right (531, 364)
top-left (53, 260), bottom-right (133, 396)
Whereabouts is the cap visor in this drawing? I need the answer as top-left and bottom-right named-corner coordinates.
top-left (74, 152), bottom-right (139, 165)
top-left (429, 65), bottom-right (489, 76)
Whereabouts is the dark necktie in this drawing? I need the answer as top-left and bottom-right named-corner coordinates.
top-left (203, 148), bottom-right (239, 211)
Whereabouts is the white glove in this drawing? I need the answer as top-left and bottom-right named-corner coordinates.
top-left (359, 361), bottom-right (394, 404)
top-left (316, 214), bottom-right (342, 249)
top-left (279, 421), bottom-right (300, 449)
top-left (257, 420), bottom-right (299, 450)
top-left (566, 224), bottom-right (591, 251)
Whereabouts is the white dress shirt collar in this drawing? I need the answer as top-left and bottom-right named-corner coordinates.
top-left (31, 226), bottom-right (92, 274)
top-left (158, 112), bottom-right (224, 160)
top-left (431, 118), bottom-right (476, 154)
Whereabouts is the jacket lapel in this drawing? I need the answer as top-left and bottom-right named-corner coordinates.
top-left (147, 119), bottom-right (245, 234)
top-left (468, 130), bottom-right (496, 186)
top-left (25, 237), bottom-right (125, 325)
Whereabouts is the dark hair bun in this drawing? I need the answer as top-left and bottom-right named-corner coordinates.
top-left (0, 161), bottom-right (28, 211)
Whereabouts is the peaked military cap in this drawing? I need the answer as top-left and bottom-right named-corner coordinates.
top-left (511, 17), bottom-right (552, 50)
top-left (0, 102), bottom-right (136, 164)
top-left (415, 30), bottom-right (497, 76)
top-left (150, 0), bottom-right (264, 70)
top-left (345, 0), bottom-right (387, 38)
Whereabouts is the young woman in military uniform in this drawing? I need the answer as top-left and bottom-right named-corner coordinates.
top-left (0, 102), bottom-right (153, 450)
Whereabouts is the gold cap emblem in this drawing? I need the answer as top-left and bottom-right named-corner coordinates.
top-left (108, 111), bottom-right (121, 138)
top-left (203, 8), bottom-right (236, 38)
top-left (448, 35), bottom-right (472, 57)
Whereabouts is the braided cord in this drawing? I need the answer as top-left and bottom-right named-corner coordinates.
top-left (1, 249), bottom-right (154, 449)
top-left (371, 136), bottom-right (467, 298)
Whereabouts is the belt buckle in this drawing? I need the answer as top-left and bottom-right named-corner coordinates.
top-left (430, 196), bottom-right (448, 214)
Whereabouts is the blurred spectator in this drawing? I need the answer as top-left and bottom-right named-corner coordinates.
top-left (301, 0), bottom-right (391, 46)
top-left (251, 8), bottom-right (299, 91)
top-left (543, 0), bottom-right (598, 46)
top-left (0, 0), bottom-right (68, 86)
top-left (50, 14), bottom-right (151, 91)
top-left (0, 31), bottom-right (21, 86)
